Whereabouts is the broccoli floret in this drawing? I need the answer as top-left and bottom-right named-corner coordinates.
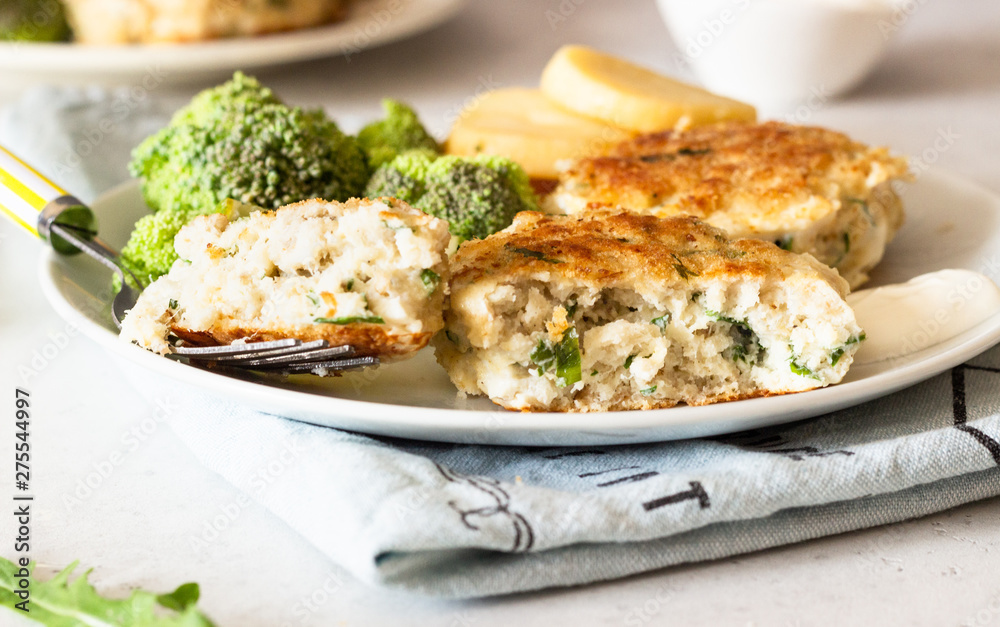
top-left (419, 155), bottom-right (539, 242)
top-left (357, 99), bottom-right (441, 170)
top-left (121, 72), bottom-right (370, 286)
top-left (0, 0), bottom-right (70, 42)
top-left (363, 149), bottom-right (436, 204)
top-left (364, 153), bottom-right (539, 242)
top-left (130, 73), bottom-right (369, 215)
top-left (169, 71), bottom-right (282, 128)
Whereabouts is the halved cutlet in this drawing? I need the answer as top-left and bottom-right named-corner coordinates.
top-left (546, 121), bottom-right (910, 288)
top-left (434, 210), bottom-right (864, 412)
top-left (120, 197), bottom-right (452, 361)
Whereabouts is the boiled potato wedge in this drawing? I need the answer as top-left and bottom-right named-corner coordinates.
top-left (444, 87), bottom-right (633, 180)
top-left (540, 45), bottom-right (756, 133)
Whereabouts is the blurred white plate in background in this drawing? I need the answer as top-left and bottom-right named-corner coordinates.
top-left (0, 0), bottom-right (466, 87)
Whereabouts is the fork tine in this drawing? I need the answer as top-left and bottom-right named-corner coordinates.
top-left (207, 340), bottom-right (330, 363)
top-left (171, 338), bottom-right (301, 358)
top-left (167, 338), bottom-right (377, 375)
top-left (219, 344), bottom-right (355, 368)
top-left (275, 356), bottom-right (380, 375)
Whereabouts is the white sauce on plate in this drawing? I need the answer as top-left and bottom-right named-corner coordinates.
top-left (847, 269), bottom-right (1000, 365)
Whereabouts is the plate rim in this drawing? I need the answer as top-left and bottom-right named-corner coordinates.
top-left (37, 169), bottom-right (1000, 444)
top-left (0, 0), bottom-right (467, 76)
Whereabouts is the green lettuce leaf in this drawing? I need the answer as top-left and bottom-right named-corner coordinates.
top-left (0, 556), bottom-right (214, 626)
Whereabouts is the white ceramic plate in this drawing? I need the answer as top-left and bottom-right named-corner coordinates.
top-left (38, 170), bottom-right (1000, 445)
top-left (0, 0), bottom-right (466, 85)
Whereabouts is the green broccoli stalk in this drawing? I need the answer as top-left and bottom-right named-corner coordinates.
top-left (365, 153), bottom-right (539, 243)
top-left (356, 99), bottom-right (441, 170)
top-left (0, 0), bottom-right (70, 42)
top-left (120, 72), bottom-right (370, 287)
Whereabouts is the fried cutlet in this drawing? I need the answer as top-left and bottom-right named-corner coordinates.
top-left (120, 197), bottom-right (451, 361)
top-left (434, 210), bottom-right (864, 412)
top-left (546, 121), bottom-right (909, 288)
top-left (64, 0), bottom-right (350, 44)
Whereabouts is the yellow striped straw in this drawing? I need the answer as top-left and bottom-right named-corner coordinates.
top-left (0, 144), bottom-right (68, 238)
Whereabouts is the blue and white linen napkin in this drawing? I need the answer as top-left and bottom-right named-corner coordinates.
top-left (6, 88), bottom-right (1000, 598)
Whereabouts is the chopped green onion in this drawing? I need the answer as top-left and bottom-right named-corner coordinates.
top-left (314, 315), bottom-right (385, 325)
top-left (790, 358), bottom-right (820, 380)
top-left (671, 253), bottom-right (698, 280)
top-left (830, 348), bottom-right (846, 366)
top-left (830, 333), bottom-right (866, 366)
top-left (529, 327), bottom-right (582, 388)
top-left (640, 385), bottom-right (657, 396)
top-left (651, 314), bottom-right (670, 333)
top-left (506, 245), bottom-right (563, 264)
top-left (706, 309), bottom-right (762, 364)
top-left (705, 308), bottom-right (739, 325)
top-left (420, 268), bottom-right (440, 294)
top-left (638, 148), bottom-right (710, 162)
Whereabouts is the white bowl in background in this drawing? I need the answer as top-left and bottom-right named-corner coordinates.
top-left (656, 0), bottom-right (904, 107)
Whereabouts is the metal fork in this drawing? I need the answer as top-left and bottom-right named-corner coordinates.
top-left (1, 144), bottom-right (377, 376)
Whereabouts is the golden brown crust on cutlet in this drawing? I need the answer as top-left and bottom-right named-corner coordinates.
top-left (555, 121), bottom-right (909, 223)
top-left (171, 323), bottom-right (431, 359)
top-left (450, 210), bottom-right (827, 295)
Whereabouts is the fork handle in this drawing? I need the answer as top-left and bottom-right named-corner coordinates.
top-left (0, 143), bottom-right (97, 255)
